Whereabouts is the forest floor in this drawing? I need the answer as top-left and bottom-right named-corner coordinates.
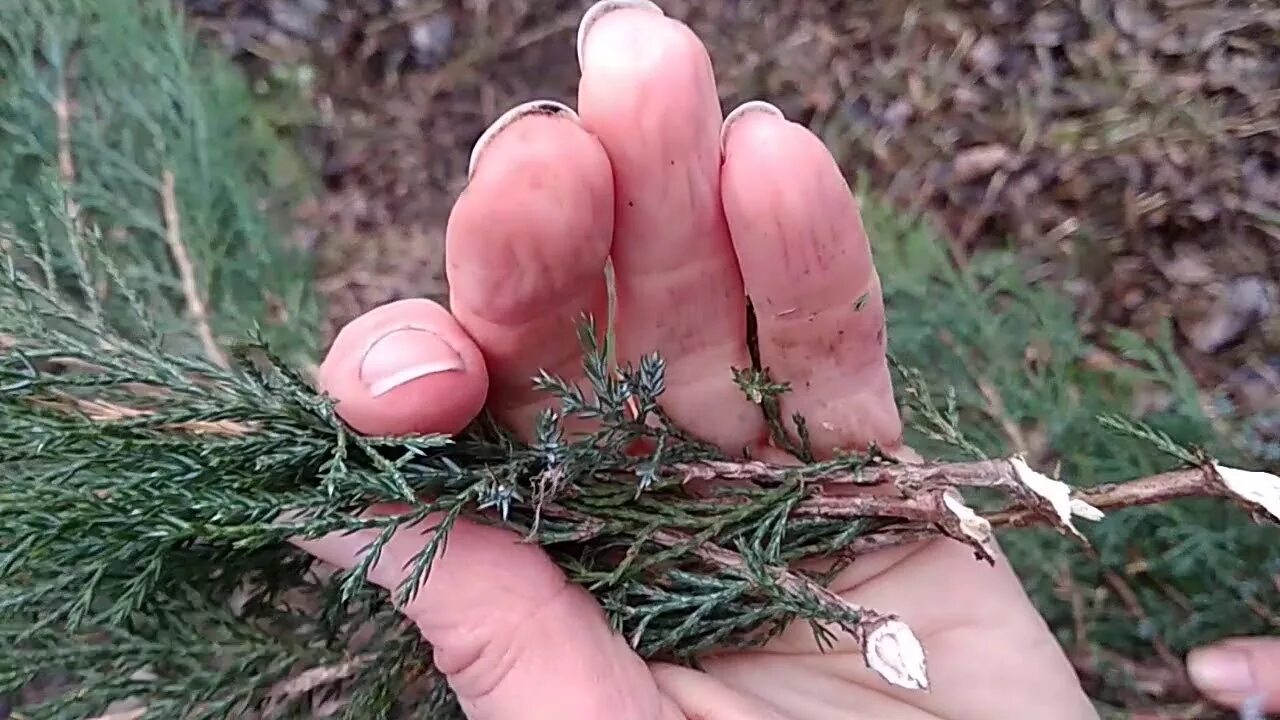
top-left (186, 0), bottom-right (1279, 423)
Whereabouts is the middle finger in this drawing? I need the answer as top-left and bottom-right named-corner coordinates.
top-left (576, 2), bottom-right (764, 452)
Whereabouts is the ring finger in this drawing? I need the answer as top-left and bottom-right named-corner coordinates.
top-left (719, 103), bottom-right (905, 457)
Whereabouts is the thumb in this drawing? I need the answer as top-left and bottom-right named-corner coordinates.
top-left (317, 298), bottom-right (489, 436)
top-left (298, 298), bottom-right (681, 720)
top-left (1188, 637), bottom-right (1280, 713)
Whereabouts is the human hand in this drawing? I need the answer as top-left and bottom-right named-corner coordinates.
top-left (291, 1), bottom-right (1100, 718)
top-left (1188, 638), bottom-right (1279, 715)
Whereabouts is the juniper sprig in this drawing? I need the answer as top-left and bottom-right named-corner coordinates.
top-left (3, 180), bottom-right (1280, 717)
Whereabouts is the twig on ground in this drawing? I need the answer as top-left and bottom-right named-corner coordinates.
top-left (160, 169), bottom-right (229, 369)
top-left (28, 393), bottom-right (254, 436)
top-left (1243, 593), bottom-right (1280, 628)
top-left (76, 655), bottom-right (376, 720)
top-left (1069, 647), bottom-right (1199, 709)
top-left (54, 71), bottom-right (81, 230)
top-left (415, 11), bottom-right (578, 97)
top-left (270, 654), bottom-right (375, 700)
top-left (87, 709), bottom-right (146, 720)
top-left (53, 62), bottom-right (112, 306)
top-left (1057, 559), bottom-right (1092, 658)
top-left (1093, 547), bottom-right (1181, 669)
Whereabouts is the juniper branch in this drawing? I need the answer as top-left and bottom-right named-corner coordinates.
top-left (159, 168), bottom-right (227, 369)
top-left (4, 189), bottom-right (1278, 712)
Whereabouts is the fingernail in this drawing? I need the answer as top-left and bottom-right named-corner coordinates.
top-left (360, 326), bottom-right (465, 398)
top-left (468, 100), bottom-right (580, 180)
top-left (720, 100), bottom-right (785, 153)
top-left (576, 0), bottom-right (664, 68)
top-left (1187, 647), bottom-right (1256, 695)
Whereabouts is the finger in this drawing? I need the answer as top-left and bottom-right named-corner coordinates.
top-left (719, 102), bottom-right (904, 457)
top-left (719, 101), bottom-right (1089, 719)
top-left (295, 512), bottom-right (681, 720)
top-left (446, 100), bottom-right (614, 438)
top-left (303, 308), bottom-right (681, 720)
top-left (577, 1), bottom-right (764, 452)
top-left (1188, 637), bottom-right (1280, 712)
top-left (650, 662), bottom-right (790, 720)
top-left (318, 298), bottom-right (488, 436)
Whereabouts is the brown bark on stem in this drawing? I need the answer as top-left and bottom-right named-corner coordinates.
top-left (987, 467), bottom-right (1223, 528)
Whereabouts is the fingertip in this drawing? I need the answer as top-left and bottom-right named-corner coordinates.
top-left (447, 106), bottom-right (612, 327)
top-left (468, 100), bottom-right (581, 181)
top-left (578, 2), bottom-right (716, 121)
top-left (720, 100), bottom-right (785, 155)
top-left (576, 0), bottom-right (665, 69)
top-left (319, 298), bottom-right (489, 437)
top-left (720, 101), bottom-right (827, 176)
top-left (1188, 638), bottom-right (1280, 712)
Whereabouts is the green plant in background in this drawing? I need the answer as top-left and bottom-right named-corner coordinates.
top-left (0, 0), bottom-right (326, 713)
top-left (0, 2), bottom-right (1276, 719)
top-left (863, 193), bottom-right (1280, 711)
top-left (0, 0), bottom-right (320, 367)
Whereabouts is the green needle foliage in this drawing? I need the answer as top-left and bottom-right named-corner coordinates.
top-left (0, 2), bottom-right (1277, 719)
top-left (0, 190), bottom-right (933, 716)
top-left (0, 0), bottom-right (320, 367)
top-left (862, 195), bottom-right (1280, 712)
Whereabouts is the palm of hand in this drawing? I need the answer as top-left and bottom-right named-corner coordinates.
top-left (690, 535), bottom-right (1094, 719)
top-left (301, 3), bottom-right (1099, 719)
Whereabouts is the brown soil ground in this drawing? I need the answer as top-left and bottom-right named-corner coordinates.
top-left (187, 1), bottom-right (1280, 425)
